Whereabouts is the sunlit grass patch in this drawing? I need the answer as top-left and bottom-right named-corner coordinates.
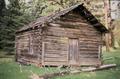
top-left (0, 53), bottom-right (60, 79)
top-left (54, 49), bottom-right (120, 79)
top-left (0, 49), bottom-right (120, 79)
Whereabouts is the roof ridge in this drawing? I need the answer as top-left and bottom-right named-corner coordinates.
top-left (16, 4), bottom-right (108, 33)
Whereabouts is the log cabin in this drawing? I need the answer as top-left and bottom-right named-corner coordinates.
top-left (15, 4), bottom-right (108, 67)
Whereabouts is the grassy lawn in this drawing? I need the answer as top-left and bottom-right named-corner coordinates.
top-left (54, 49), bottom-right (120, 79)
top-left (0, 52), bottom-right (61, 79)
top-left (0, 49), bottom-right (120, 79)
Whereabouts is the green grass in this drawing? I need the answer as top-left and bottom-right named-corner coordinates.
top-left (0, 58), bottom-right (61, 79)
top-left (0, 52), bottom-right (61, 79)
top-left (0, 49), bottom-right (120, 79)
top-left (54, 49), bottom-right (120, 79)
top-left (0, 58), bottom-right (29, 79)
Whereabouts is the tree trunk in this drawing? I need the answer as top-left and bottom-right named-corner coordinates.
top-left (110, 31), bottom-right (115, 48)
top-left (104, 0), bottom-right (111, 52)
top-left (105, 34), bottom-right (110, 52)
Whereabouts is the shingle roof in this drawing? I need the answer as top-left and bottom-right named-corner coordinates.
top-left (17, 4), bottom-right (108, 33)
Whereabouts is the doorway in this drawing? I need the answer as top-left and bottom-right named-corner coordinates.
top-left (69, 39), bottom-right (79, 65)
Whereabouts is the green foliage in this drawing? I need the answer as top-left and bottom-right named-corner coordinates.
top-left (0, 57), bottom-right (60, 79)
top-left (0, 0), bottom-right (32, 53)
top-left (111, 19), bottom-right (120, 47)
top-left (0, 0), bottom-right (119, 53)
top-left (19, 0), bottom-right (48, 17)
top-left (0, 58), bottom-right (31, 79)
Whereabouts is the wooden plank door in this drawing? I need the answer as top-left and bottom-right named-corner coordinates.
top-left (69, 39), bottom-right (79, 65)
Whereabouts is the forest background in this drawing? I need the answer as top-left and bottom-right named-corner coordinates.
top-left (0, 0), bottom-right (120, 53)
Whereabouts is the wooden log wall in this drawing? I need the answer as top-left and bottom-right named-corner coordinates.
top-left (16, 28), bottom-right (42, 66)
top-left (44, 11), bottom-right (102, 66)
top-left (43, 36), bottom-right (69, 66)
top-left (16, 10), bottom-right (103, 66)
top-left (30, 29), bottom-right (42, 65)
top-left (16, 31), bottom-right (30, 58)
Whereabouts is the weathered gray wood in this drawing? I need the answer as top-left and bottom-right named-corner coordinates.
top-left (79, 58), bottom-right (101, 65)
top-left (81, 64), bottom-right (116, 71)
top-left (44, 61), bottom-right (67, 66)
top-left (69, 39), bottom-right (79, 65)
top-left (44, 58), bottom-right (67, 62)
top-left (16, 9), bottom-right (103, 66)
top-left (42, 42), bottom-right (45, 66)
top-left (45, 50), bottom-right (68, 54)
top-left (45, 53), bottom-right (67, 57)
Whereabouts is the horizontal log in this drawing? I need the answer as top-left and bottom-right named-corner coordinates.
top-left (79, 48), bottom-right (98, 51)
top-left (79, 41), bottom-right (100, 44)
top-left (79, 52), bottom-right (98, 55)
top-left (79, 38), bottom-right (101, 42)
top-left (44, 58), bottom-right (67, 62)
top-left (79, 51), bottom-right (98, 54)
top-left (44, 42), bottom-right (68, 46)
top-left (79, 47), bottom-right (98, 50)
top-left (20, 53), bottom-right (39, 57)
top-left (18, 58), bottom-right (40, 64)
top-left (61, 17), bottom-right (87, 23)
top-left (44, 36), bottom-right (68, 44)
top-left (80, 61), bottom-right (101, 66)
top-left (79, 54), bottom-right (98, 58)
top-left (45, 50), bottom-right (68, 54)
top-left (55, 20), bottom-right (89, 26)
top-left (44, 53), bottom-right (67, 58)
top-left (45, 50), bottom-right (68, 55)
top-left (79, 46), bottom-right (99, 49)
top-left (79, 58), bottom-right (101, 65)
top-left (44, 61), bottom-right (67, 66)
top-left (45, 27), bottom-right (101, 38)
top-left (54, 18), bottom-right (101, 32)
top-left (45, 43), bottom-right (68, 51)
top-left (79, 36), bottom-right (101, 40)
top-left (81, 64), bottom-right (116, 71)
